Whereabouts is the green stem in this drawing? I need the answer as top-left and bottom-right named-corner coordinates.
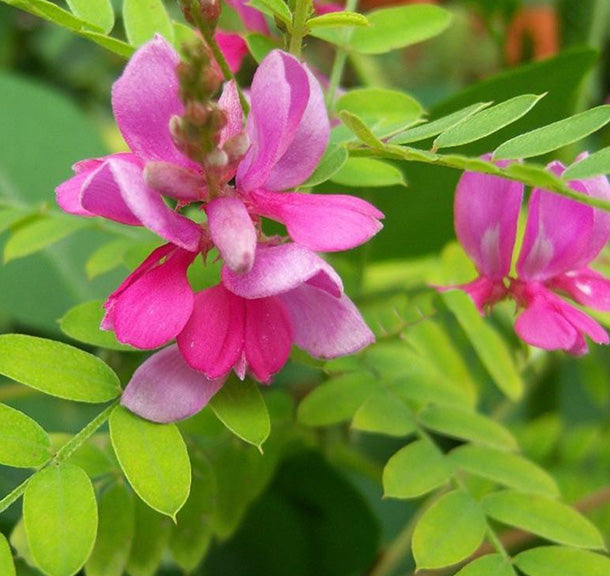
top-left (326, 0), bottom-right (359, 109)
top-left (289, 0), bottom-right (313, 58)
top-left (0, 399), bottom-right (119, 514)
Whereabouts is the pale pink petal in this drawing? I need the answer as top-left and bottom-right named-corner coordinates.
top-left (112, 35), bottom-right (194, 168)
top-left (244, 297), bottom-right (293, 382)
top-left (224, 0), bottom-right (269, 33)
top-left (262, 64), bottom-right (330, 191)
top-left (177, 285), bottom-right (245, 378)
top-left (121, 345), bottom-right (225, 423)
top-left (216, 32), bottom-right (249, 74)
top-left (206, 196), bottom-right (257, 273)
top-left (103, 246), bottom-right (196, 349)
top-left (56, 171), bottom-right (95, 217)
top-left (218, 80), bottom-right (244, 146)
top-left (251, 189), bottom-right (383, 252)
top-left (438, 276), bottom-right (507, 314)
top-left (143, 162), bottom-right (206, 202)
top-left (236, 50), bottom-right (311, 192)
top-left (280, 284), bottom-right (374, 358)
top-left (84, 157), bottom-right (202, 251)
top-left (549, 268), bottom-right (610, 311)
top-left (455, 169), bottom-right (523, 280)
top-left (517, 186), bottom-right (594, 281)
top-left (222, 243), bottom-right (343, 299)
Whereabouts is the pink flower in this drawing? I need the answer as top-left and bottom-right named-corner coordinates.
top-left (444, 154), bottom-right (610, 355)
top-left (120, 243), bottom-right (374, 422)
top-left (57, 37), bottom-right (383, 271)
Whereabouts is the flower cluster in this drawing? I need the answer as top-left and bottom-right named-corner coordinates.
top-left (57, 36), bottom-right (383, 422)
top-left (443, 156), bottom-right (610, 355)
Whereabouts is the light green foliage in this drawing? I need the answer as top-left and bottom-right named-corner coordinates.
top-left (85, 240), bottom-right (131, 280)
top-left (85, 483), bottom-right (134, 576)
top-left (0, 335), bottom-right (121, 402)
top-left (66, 0), bottom-right (114, 33)
top-left (563, 147), bottom-right (610, 179)
top-left (483, 491), bottom-right (606, 549)
top-left (109, 406), bottom-right (191, 518)
top-left (210, 377), bottom-right (270, 448)
top-left (433, 94), bottom-right (545, 149)
top-left (123, 0), bottom-right (174, 47)
top-left (331, 157), bottom-right (406, 187)
top-left (249, 0), bottom-right (292, 25)
top-left (307, 11), bottom-right (369, 29)
top-left (60, 300), bottom-right (136, 352)
top-left (245, 33), bottom-right (280, 63)
top-left (383, 440), bottom-right (451, 499)
top-left (338, 111), bottom-right (384, 147)
top-left (303, 145), bottom-right (349, 187)
top-left (494, 106), bottom-right (610, 160)
top-left (24, 464), bottom-right (98, 576)
top-left (336, 88), bottom-right (423, 137)
top-left (454, 554), bottom-right (517, 576)
top-left (412, 490), bottom-right (487, 569)
top-left (0, 533), bottom-right (16, 576)
top-left (49, 434), bottom-right (116, 479)
top-left (515, 547), bottom-right (610, 576)
top-left (351, 391), bottom-right (415, 437)
top-left (0, 404), bottom-right (50, 468)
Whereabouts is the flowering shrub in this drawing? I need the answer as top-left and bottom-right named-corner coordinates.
top-left (0, 1), bottom-right (610, 576)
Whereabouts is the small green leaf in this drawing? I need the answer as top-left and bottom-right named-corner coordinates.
top-left (449, 445), bottom-right (559, 497)
top-left (244, 32), bottom-right (279, 63)
top-left (126, 499), bottom-right (172, 576)
top-left (60, 300), bottom-right (136, 352)
top-left (123, 0), bottom-right (174, 46)
top-left (331, 157), bottom-right (406, 187)
top-left (66, 0), bottom-right (114, 33)
top-left (442, 291), bottom-right (523, 400)
top-left (383, 439), bottom-right (451, 499)
top-left (515, 546), bottom-right (610, 576)
top-left (86, 482), bottom-right (134, 576)
top-left (0, 208), bottom-right (32, 235)
top-left (337, 88), bottom-right (423, 137)
top-left (4, 217), bottom-right (89, 263)
top-left (0, 403), bottom-right (51, 468)
top-left (307, 11), bottom-right (369, 29)
top-left (338, 111), bottom-right (384, 147)
top-left (303, 145), bottom-right (349, 187)
top-left (50, 433), bottom-right (116, 478)
top-left (483, 491), bottom-right (606, 549)
top-left (247, 0), bottom-right (292, 25)
top-left (419, 405), bottom-right (518, 451)
top-left (352, 391), bottom-right (416, 437)
top-left (85, 239), bottom-right (130, 280)
top-left (0, 533), bottom-right (16, 576)
top-left (349, 4), bottom-right (452, 54)
top-left (563, 147), bottom-right (610, 180)
top-left (297, 372), bottom-right (377, 426)
top-left (413, 490), bottom-right (487, 569)
top-left (454, 554), bottom-right (516, 576)
top-left (109, 406), bottom-right (191, 518)
top-left (0, 334), bottom-right (121, 403)
top-left (433, 94), bottom-right (544, 149)
top-left (210, 377), bottom-right (270, 448)
top-left (390, 102), bottom-right (492, 144)
top-left (494, 105), bottom-right (610, 160)
top-left (24, 464), bottom-right (98, 576)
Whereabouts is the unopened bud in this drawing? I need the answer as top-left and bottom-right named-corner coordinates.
top-left (223, 133), bottom-right (250, 162)
top-left (169, 115), bottom-right (186, 148)
top-left (201, 0), bottom-right (221, 30)
top-left (185, 101), bottom-right (211, 127)
top-left (206, 148), bottom-right (229, 168)
top-left (209, 108), bottom-right (228, 132)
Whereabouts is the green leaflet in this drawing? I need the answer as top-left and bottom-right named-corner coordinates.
top-left (0, 404), bottom-right (51, 468)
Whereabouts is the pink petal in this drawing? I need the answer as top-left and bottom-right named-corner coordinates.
top-left (112, 35), bottom-right (195, 169)
top-left (280, 284), bottom-right (374, 358)
top-left (216, 32), bottom-right (249, 75)
top-left (244, 297), bottom-right (293, 382)
top-left (438, 276), bottom-right (507, 314)
top-left (517, 187), bottom-right (595, 281)
top-left (251, 189), bottom-right (383, 252)
top-left (549, 268), bottom-right (610, 311)
top-left (177, 285), bottom-right (245, 378)
top-left (236, 50), bottom-right (312, 192)
top-left (222, 243), bottom-right (343, 299)
top-left (56, 171), bottom-right (95, 217)
top-left (218, 80), bottom-right (244, 146)
top-left (103, 245), bottom-right (196, 349)
top-left (206, 196), bottom-right (257, 273)
top-left (224, 0), bottom-right (269, 33)
top-left (143, 162), bottom-right (206, 202)
top-left (454, 169), bottom-right (523, 280)
top-left (314, 0), bottom-right (342, 14)
top-left (121, 345), bottom-right (225, 423)
top-left (83, 157), bottom-right (202, 251)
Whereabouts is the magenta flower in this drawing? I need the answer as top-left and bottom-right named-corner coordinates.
top-left (120, 243), bottom-right (374, 422)
top-left (445, 155), bottom-right (610, 355)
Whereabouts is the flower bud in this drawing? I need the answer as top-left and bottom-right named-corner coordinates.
top-left (223, 133), bottom-right (250, 163)
top-left (206, 148), bottom-right (229, 168)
